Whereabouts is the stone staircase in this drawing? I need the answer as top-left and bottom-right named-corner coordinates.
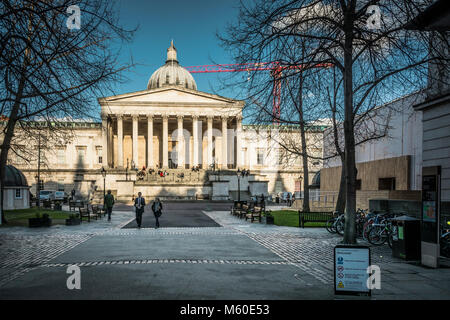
top-left (229, 191), bottom-right (252, 201)
top-left (135, 169), bottom-right (210, 185)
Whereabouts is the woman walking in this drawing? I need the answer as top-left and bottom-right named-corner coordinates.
top-left (151, 197), bottom-right (163, 229)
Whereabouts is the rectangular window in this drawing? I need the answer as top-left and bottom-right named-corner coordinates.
top-left (57, 149), bottom-right (65, 165)
top-left (96, 146), bottom-right (103, 164)
top-left (379, 177), bottom-right (396, 191)
top-left (257, 148), bottom-right (264, 165)
top-left (15, 189), bottom-right (22, 199)
top-left (76, 146), bottom-right (86, 164)
top-left (242, 148), bottom-right (248, 166)
top-left (57, 179), bottom-right (65, 191)
top-left (356, 179), bottom-right (362, 190)
top-left (277, 150), bottom-right (284, 165)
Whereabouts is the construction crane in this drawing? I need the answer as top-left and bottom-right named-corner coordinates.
top-left (184, 61), bottom-right (332, 124)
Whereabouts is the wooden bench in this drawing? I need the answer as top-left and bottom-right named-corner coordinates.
top-left (298, 211), bottom-right (334, 228)
top-left (231, 201), bottom-right (247, 216)
top-left (246, 206), bottom-right (264, 223)
top-left (70, 200), bottom-right (85, 212)
top-left (79, 206), bottom-right (98, 223)
top-left (91, 205), bottom-right (103, 219)
top-left (237, 204), bottom-right (252, 219)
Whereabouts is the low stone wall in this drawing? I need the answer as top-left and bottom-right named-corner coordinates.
top-left (292, 190), bottom-right (421, 211)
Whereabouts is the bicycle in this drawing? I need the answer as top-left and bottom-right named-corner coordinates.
top-left (440, 219), bottom-right (450, 258)
top-left (367, 213), bottom-right (403, 247)
top-left (325, 212), bottom-right (345, 235)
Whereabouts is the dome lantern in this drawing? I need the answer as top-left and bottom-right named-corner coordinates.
top-left (166, 40), bottom-right (177, 63)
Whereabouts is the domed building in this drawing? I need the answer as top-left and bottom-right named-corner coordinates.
top-left (3, 165), bottom-right (30, 210)
top-left (4, 41), bottom-right (323, 203)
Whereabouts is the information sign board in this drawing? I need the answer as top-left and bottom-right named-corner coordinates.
top-left (334, 245), bottom-right (371, 296)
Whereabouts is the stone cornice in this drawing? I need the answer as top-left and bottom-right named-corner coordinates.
top-left (98, 86), bottom-right (244, 106)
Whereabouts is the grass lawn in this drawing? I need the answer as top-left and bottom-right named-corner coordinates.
top-left (267, 210), bottom-right (326, 228)
top-left (1, 207), bottom-right (72, 227)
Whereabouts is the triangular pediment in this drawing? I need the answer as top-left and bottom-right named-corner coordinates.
top-left (99, 86), bottom-right (242, 106)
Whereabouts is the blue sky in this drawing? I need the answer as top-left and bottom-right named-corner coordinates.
top-left (112, 0), bottom-right (242, 98)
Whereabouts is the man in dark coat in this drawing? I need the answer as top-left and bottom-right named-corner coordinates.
top-left (134, 192), bottom-right (146, 228)
top-left (151, 197), bottom-right (163, 229)
top-left (104, 190), bottom-right (115, 221)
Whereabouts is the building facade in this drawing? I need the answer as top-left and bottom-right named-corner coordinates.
top-left (319, 92), bottom-right (424, 210)
top-left (4, 42), bottom-right (324, 202)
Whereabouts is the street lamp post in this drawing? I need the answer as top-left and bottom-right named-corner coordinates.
top-left (36, 133), bottom-right (41, 208)
top-left (101, 167), bottom-right (106, 208)
top-left (236, 169), bottom-right (250, 203)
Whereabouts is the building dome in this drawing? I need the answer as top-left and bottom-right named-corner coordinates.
top-left (4, 165), bottom-right (28, 187)
top-left (147, 41), bottom-right (197, 91)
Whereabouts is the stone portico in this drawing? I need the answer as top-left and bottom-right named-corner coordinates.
top-left (99, 89), bottom-right (244, 171)
top-left (98, 42), bottom-right (244, 171)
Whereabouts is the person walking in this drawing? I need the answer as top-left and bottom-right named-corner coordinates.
top-left (134, 192), bottom-right (146, 228)
top-left (104, 190), bottom-right (115, 221)
top-left (151, 197), bottom-right (163, 229)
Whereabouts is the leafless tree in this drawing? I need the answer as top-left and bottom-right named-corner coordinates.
top-left (219, 0), bottom-right (448, 243)
top-left (0, 0), bottom-right (135, 223)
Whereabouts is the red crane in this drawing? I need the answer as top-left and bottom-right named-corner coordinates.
top-left (184, 61), bottom-right (332, 123)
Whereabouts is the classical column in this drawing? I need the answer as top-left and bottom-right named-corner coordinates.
top-left (177, 115), bottom-right (184, 168)
top-left (207, 116), bottom-right (213, 167)
top-left (108, 119), bottom-right (114, 167)
top-left (221, 116), bottom-right (228, 169)
top-left (147, 115), bottom-right (153, 168)
top-left (89, 136), bottom-right (94, 169)
top-left (117, 114), bottom-right (124, 168)
top-left (236, 116), bottom-right (243, 168)
top-left (101, 115), bottom-right (108, 168)
top-left (162, 114), bottom-right (169, 168)
top-left (132, 115), bottom-right (138, 168)
top-left (192, 115), bottom-right (199, 167)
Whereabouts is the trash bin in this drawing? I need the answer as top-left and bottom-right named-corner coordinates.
top-left (391, 215), bottom-right (421, 260)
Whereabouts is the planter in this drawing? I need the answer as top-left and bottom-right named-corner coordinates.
top-left (28, 217), bottom-right (52, 228)
top-left (65, 218), bottom-right (81, 226)
top-left (28, 217), bottom-right (42, 228)
top-left (43, 200), bottom-right (52, 208)
top-left (265, 215), bottom-right (275, 225)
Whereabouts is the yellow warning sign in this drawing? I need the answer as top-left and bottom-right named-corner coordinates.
top-left (338, 281), bottom-right (344, 288)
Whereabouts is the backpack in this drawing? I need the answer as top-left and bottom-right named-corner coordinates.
top-left (153, 201), bottom-right (161, 213)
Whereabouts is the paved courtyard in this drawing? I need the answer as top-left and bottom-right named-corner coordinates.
top-left (0, 202), bottom-right (449, 299)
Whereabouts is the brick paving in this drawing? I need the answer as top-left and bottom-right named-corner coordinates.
top-left (0, 233), bottom-right (92, 286)
top-left (1, 204), bottom-right (449, 299)
top-left (205, 210), bottom-right (403, 285)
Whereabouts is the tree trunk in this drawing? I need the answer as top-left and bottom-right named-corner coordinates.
top-left (300, 121), bottom-right (310, 212)
top-left (342, 8), bottom-right (357, 244)
top-left (0, 74), bottom-right (26, 224)
top-left (298, 68), bottom-right (310, 213)
top-left (335, 159), bottom-right (346, 214)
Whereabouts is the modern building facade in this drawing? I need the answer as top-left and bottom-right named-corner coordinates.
top-left (319, 92), bottom-right (424, 210)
